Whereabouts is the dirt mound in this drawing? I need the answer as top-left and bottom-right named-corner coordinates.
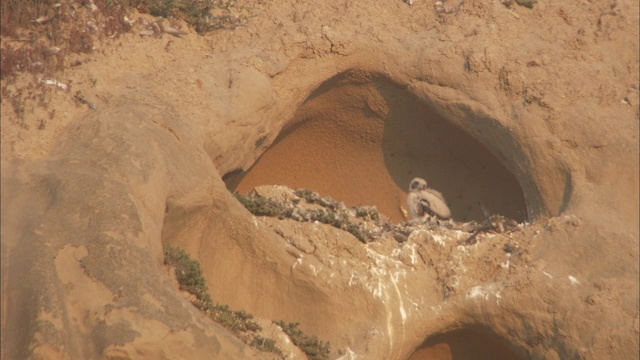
top-left (1, 0), bottom-right (638, 359)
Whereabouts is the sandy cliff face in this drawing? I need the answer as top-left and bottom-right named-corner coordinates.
top-left (1, 0), bottom-right (638, 359)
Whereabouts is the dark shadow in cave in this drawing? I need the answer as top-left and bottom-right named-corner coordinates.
top-left (408, 327), bottom-right (529, 360)
top-left (222, 168), bottom-right (244, 192)
top-left (374, 78), bottom-right (528, 222)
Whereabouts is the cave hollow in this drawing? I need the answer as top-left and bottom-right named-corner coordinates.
top-left (408, 327), bottom-right (529, 360)
top-left (226, 71), bottom-right (528, 223)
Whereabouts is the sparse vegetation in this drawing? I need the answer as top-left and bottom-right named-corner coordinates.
top-left (1, 0), bottom-right (247, 135)
top-left (164, 244), bottom-right (332, 357)
top-left (234, 192), bottom-right (287, 218)
top-left (355, 206), bottom-right (380, 221)
top-left (274, 321), bottom-right (331, 360)
top-left (127, 0), bottom-right (242, 33)
top-left (305, 208), bottom-right (372, 242)
top-left (207, 305), bottom-right (261, 333)
top-left (294, 189), bottom-right (339, 211)
top-left (163, 245), bottom-right (267, 342)
top-left (235, 191), bottom-right (374, 243)
top-left (164, 245), bottom-right (261, 331)
top-left (0, 0), bottom-right (243, 82)
top-left (250, 335), bottom-right (283, 355)
top-left (1, 0), bottom-right (130, 81)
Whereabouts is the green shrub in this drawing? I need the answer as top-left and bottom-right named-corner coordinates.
top-left (250, 335), bottom-right (283, 355)
top-left (234, 192), bottom-right (286, 217)
top-left (164, 245), bottom-right (211, 303)
top-left (274, 321), bottom-right (331, 360)
top-left (355, 206), bottom-right (380, 221)
top-left (305, 209), bottom-right (372, 243)
top-left (206, 304), bottom-right (261, 333)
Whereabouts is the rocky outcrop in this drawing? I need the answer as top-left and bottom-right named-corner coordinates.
top-left (2, 0), bottom-right (638, 359)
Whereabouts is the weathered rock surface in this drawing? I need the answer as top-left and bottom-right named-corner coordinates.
top-left (1, 0), bottom-right (638, 359)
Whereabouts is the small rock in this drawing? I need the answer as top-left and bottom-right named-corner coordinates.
top-left (44, 46), bottom-right (61, 56)
top-left (527, 59), bottom-right (541, 67)
top-left (393, 233), bottom-right (408, 243)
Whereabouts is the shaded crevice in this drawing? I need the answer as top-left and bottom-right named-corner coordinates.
top-left (222, 168), bottom-right (244, 192)
top-left (558, 171), bottom-right (573, 214)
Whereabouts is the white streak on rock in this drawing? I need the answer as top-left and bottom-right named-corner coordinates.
top-left (292, 255), bottom-right (303, 270)
top-left (40, 79), bottom-right (68, 90)
top-left (309, 264), bottom-right (319, 276)
top-left (467, 283), bottom-right (503, 303)
top-left (432, 234), bottom-right (446, 245)
top-left (348, 273), bottom-right (357, 286)
top-left (409, 245), bottom-right (418, 265)
top-left (336, 347), bottom-right (358, 360)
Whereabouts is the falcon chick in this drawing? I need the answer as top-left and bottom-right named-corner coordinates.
top-left (407, 177), bottom-right (451, 221)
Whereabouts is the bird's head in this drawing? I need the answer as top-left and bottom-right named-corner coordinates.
top-left (409, 177), bottom-right (428, 192)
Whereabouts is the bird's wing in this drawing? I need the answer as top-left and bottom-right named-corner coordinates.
top-left (407, 192), bottom-right (425, 219)
top-left (418, 190), bottom-right (451, 219)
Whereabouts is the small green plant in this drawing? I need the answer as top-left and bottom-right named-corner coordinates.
top-left (274, 321), bottom-right (331, 360)
top-left (164, 245), bottom-right (211, 304)
top-left (305, 209), bottom-right (372, 243)
top-left (293, 189), bottom-right (314, 201)
top-left (206, 304), bottom-right (261, 333)
top-left (250, 335), bottom-right (283, 355)
top-left (294, 189), bottom-right (338, 211)
top-left (355, 206), bottom-right (380, 221)
top-left (234, 192), bottom-right (286, 217)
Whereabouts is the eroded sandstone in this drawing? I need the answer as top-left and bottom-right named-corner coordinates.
top-left (2, 0), bottom-right (638, 359)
